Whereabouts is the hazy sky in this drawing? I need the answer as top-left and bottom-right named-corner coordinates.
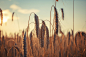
top-left (0, 0), bottom-right (86, 36)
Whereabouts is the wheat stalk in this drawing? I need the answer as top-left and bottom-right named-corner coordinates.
top-left (40, 21), bottom-right (46, 48)
top-left (0, 9), bottom-right (3, 25)
top-left (23, 32), bottom-right (27, 57)
top-left (30, 31), bottom-right (33, 55)
top-left (68, 32), bottom-right (70, 45)
top-left (45, 26), bottom-right (49, 49)
top-left (54, 6), bottom-right (58, 35)
top-left (61, 8), bottom-right (64, 20)
top-left (12, 12), bottom-right (14, 21)
top-left (34, 14), bottom-right (39, 38)
top-left (53, 6), bottom-right (59, 54)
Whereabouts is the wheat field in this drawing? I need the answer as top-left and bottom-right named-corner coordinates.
top-left (0, 5), bottom-right (86, 57)
top-left (0, 25), bottom-right (86, 57)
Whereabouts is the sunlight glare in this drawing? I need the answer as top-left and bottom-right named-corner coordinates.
top-left (0, 17), bottom-right (8, 24)
top-left (3, 18), bottom-right (7, 23)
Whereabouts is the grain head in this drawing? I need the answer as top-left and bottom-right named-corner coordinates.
top-left (34, 14), bottom-right (39, 38)
top-left (40, 21), bottom-right (46, 47)
top-left (12, 12), bottom-right (14, 21)
top-left (45, 26), bottom-right (49, 49)
top-left (61, 8), bottom-right (64, 20)
top-left (54, 6), bottom-right (58, 35)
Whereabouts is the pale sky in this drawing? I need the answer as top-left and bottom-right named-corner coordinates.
top-left (0, 0), bottom-right (86, 36)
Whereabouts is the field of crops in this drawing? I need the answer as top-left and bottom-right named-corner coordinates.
top-left (0, 30), bottom-right (86, 57)
top-left (0, 2), bottom-right (86, 57)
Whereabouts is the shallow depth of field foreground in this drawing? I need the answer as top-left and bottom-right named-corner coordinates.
top-left (0, 30), bottom-right (86, 57)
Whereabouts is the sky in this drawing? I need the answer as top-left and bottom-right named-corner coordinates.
top-left (0, 0), bottom-right (86, 36)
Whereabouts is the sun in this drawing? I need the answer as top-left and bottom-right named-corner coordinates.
top-left (0, 17), bottom-right (7, 24)
top-left (3, 18), bottom-right (7, 23)
top-left (0, 10), bottom-right (9, 24)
